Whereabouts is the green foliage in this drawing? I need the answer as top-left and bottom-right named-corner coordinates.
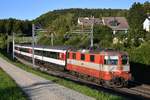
top-left (0, 33), bottom-right (7, 49)
top-left (50, 13), bottom-right (74, 35)
top-left (143, 1), bottom-right (150, 15)
top-left (37, 36), bottom-right (51, 45)
top-left (145, 32), bottom-right (150, 41)
top-left (64, 35), bottom-right (90, 48)
top-left (127, 41), bottom-right (150, 65)
top-left (127, 29), bottom-right (146, 47)
top-left (127, 2), bottom-right (146, 30)
top-left (65, 36), bottom-right (80, 46)
top-left (94, 25), bottom-right (113, 48)
top-left (0, 68), bottom-right (27, 100)
top-left (0, 18), bottom-right (32, 35)
top-left (126, 1), bottom-right (149, 47)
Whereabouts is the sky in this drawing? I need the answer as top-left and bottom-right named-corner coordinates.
top-left (0, 0), bottom-right (148, 20)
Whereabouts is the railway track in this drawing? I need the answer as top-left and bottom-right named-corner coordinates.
top-left (16, 57), bottom-right (150, 100)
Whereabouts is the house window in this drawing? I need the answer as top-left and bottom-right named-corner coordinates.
top-left (81, 54), bottom-right (85, 60)
top-left (90, 55), bottom-right (95, 62)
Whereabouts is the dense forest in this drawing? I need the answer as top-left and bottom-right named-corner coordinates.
top-left (0, 1), bottom-right (150, 67)
top-left (35, 8), bottom-right (128, 27)
top-left (0, 18), bottom-right (32, 35)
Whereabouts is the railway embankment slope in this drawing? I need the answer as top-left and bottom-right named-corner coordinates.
top-left (0, 57), bottom-right (95, 100)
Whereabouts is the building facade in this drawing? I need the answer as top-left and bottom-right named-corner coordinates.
top-left (143, 17), bottom-right (150, 32)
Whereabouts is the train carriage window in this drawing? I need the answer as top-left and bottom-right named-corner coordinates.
top-left (20, 48), bottom-right (29, 53)
top-left (43, 51), bottom-right (50, 57)
top-left (47, 51), bottom-right (51, 57)
top-left (15, 47), bottom-right (18, 50)
top-left (72, 53), bottom-right (76, 59)
top-left (34, 50), bottom-right (38, 55)
top-left (51, 52), bottom-right (57, 59)
top-left (81, 54), bottom-right (85, 60)
top-left (43, 51), bottom-right (59, 59)
top-left (35, 50), bottom-right (43, 55)
top-left (43, 51), bottom-right (46, 56)
top-left (43, 51), bottom-right (48, 57)
top-left (90, 55), bottom-right (95, 62)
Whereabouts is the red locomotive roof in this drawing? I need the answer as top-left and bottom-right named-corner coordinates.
top-left (69, 48), bottom-right (128, 56)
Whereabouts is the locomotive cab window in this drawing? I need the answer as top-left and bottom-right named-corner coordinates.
top-left (104, 56), bottom-right (118, 65)
top-left (122, 55), bottom-right (128, 65)
top-left (90, 55), bottom-right (95, 62)
top-left (81, 54), bottom-right (85, 60)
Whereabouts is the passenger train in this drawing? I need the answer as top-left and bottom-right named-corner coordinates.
top-left (14, 44), bottom-right (131, 87)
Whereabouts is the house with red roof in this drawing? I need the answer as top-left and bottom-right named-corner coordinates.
top-left (78, 17), bottom-right (129, 34)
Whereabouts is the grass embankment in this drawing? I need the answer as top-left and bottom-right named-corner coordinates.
top-left (0, 68), bottom-right (27, 100)
top-left (0, 50), bottom-right (123, 100)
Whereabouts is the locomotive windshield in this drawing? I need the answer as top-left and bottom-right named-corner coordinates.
top-left (122, 55), bottom-right (128, 65)
top-left (104, 56), bottom-right (118, 65)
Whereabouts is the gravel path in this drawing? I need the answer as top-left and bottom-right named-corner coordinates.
top-left (0, 57), bottom-right (95, 100)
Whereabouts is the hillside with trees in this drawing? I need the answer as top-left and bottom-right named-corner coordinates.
top-left (0, 2), bottom-right (150, 65)
top-left (34, 8), bottom-right (128, 47)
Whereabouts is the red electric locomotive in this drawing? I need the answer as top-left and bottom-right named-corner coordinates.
top-left (66, 49), bottom-right (131, 87)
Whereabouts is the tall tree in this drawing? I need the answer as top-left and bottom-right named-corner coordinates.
top-left (94, 25), bottom-right (112, 48)
top-left (143, 1), bottom-right (150, 16)
top-left (128, 2), bottom-right (146, 30)
top-left (127, 2), bottom-right (147, 47)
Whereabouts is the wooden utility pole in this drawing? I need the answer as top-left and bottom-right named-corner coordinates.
top-left (32, 24), bottom-right (35, 68)
top-left (90, 16), bottom-right (94, 47)
top-left (90, 23), bottom-right (94, 47)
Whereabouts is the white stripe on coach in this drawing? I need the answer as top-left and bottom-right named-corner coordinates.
top-left (15, 45), bottom-right (66, 53)
top-left (15, 50), bottom-right (65, 66)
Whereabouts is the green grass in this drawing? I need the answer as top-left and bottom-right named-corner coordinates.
top-left (0, 68), bottom-right (27, 100)
top-left (0, 50), bottom-right (123, 100)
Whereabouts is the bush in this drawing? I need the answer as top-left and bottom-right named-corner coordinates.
top-left (0, 33), bottom-right (7, 49)
top-left (127, 41), bottom-right (150, 65)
